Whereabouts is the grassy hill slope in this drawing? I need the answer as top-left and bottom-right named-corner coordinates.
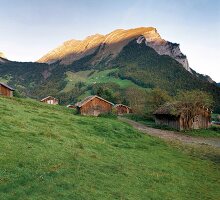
top-left (0, 96), bottom-right (220, 199)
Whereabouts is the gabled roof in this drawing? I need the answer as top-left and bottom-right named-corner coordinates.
top-left (114, 104), bottom-right (131, 109)
top-left (0, 82), bottom-right (15, 91)
top-left (154, 102), bottom-right (211, 116)
top-left (40, 96), bottom-right (58, 102)
top-left (75, 95), bottom-right (114, 108)
top-left (153, 102), bottom-right (182, 116)
top-left (67, 104), bottom-right (76, 108)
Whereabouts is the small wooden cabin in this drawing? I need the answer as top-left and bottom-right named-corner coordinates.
top-left (75, 95), bottom-right (114, 116)
top-left (114, 104), bottom-right (132, 115)
top-left (40, 96), bottom-right (59, 105)
top-left (154, 103), bottom-right (211, 131)
top-left (0, 82), bottom-right (15, 97)
top-left (67, 105), bottom-right (76, 109)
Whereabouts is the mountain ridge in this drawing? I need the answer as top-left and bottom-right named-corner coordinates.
top-left (37, 27), bottom-right (190, 72)
top-left (0, 52), bottom-right (8, 63)
top-left (1, 27), bottom-right (220, 112)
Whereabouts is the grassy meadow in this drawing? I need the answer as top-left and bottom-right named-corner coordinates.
top-left (63, 69), bottom-right (140, 92)
top-left (0, 96), bottom-right (220, 199)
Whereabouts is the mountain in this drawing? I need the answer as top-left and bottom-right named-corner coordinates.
top-left (38, 27), bottom-right (190, 71)
top-left (217, 83), bottom-right (220, 87)
top-left (0, 52), bottom-right (8, 63)
top-left (1, 27), bottom-right (220, 112)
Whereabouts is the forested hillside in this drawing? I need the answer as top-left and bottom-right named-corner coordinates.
top-left (1, 38), bottom-right (220, 112)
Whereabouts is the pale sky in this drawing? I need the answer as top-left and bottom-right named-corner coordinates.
top-left (0, 0), bottom-right (219, 82)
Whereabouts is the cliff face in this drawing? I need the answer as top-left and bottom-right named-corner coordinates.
top-left (38, 27), bottom-right (190, 72)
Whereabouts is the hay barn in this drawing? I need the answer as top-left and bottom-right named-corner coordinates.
top-left (67, 105), bottom-right (76, 109)
top-left (154, 103), bottom-right (211, 130)
top-left (0, 82), bottom-right (15, 97)
top-left (114, 104), bottom-right (132, 115)
top-left (75, 95), bottom-right (114, 116)
top-left (40, 96), bottom-right (59, 105)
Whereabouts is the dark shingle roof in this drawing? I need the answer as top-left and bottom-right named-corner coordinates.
top-left (0, 82), bottom-right (15, 91)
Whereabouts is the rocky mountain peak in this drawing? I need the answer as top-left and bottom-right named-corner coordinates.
top-left (37, 27), bottom-right (190, 72)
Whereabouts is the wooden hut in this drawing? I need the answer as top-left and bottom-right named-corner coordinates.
top-left (40, 96), bottom-right (59, 105)
top-left (75, 95), bottom-right (114, 116)
top-left (0, 82), bottom-right (15, 97)
top-left (114, 104), bottom-right (132, 115)
top-left (154, 103), bottom-right (211, 130)
top-left (67, 105), bottom-right (76, 109)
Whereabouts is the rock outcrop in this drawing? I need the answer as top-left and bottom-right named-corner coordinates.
top-left (38, 27), bottom-right (190, 72)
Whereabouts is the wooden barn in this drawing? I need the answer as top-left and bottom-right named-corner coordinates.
top-left (40, 96), bottom-right (59, 105)
top-left (67, 104), bottom-right (76, 109)
top-left (114, 104), bottom-right (132, 115)
top-left (0, 82), bottom-right (15, 97)
top-left (75, 95), bottom-right (114, 116)
top-left (154, 103), bottom-right (211, 131)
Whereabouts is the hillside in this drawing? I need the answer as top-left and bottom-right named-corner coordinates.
top-left (0, 27), bottom-right (220, 112)
top-left (0, 96), bottom-right (220, 199)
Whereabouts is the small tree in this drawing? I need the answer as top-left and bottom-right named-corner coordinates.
top-left (146, 88), bottom-right (172, 113)
top-left (125, 87), bottom-right (148, 114)
top-left (175, 90), bottom-right (213, 129)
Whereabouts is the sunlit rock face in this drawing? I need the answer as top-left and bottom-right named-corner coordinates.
top-left (0, 52), bottom-right (6, 58)
top-left (38, 27), bottom-right (190, 72)
top-left (0, 52), bottom-right (7, 63)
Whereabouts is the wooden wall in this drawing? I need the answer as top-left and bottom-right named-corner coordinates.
top-left (155, 115), bottom-right (180, 130)
top-left (41, 97), bottom-right (58, 105)
top-left (0, 85), bottom-right (13, 97)
top-left (115, 105), bottom-right (131, 115)
top-left (79, 97), bottom-right (112, 116)
top-left (155, 110), bottom-right (211, 130)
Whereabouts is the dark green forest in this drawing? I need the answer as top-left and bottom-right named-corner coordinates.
top-left (0, 39), bottom-right (220, 112)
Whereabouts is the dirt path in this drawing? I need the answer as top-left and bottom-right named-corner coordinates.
top-left (119, 117), bottom-right (220, 148)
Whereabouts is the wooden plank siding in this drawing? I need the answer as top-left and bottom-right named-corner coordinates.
top-left (154, 109), bottom-right (211, 131)
top-left (155, 115), bottom-right (181, 130)
top-left (77, 96), bottom-right (113, 116)
top-left (114, 104), bottom-right (132, 115)
top-left (0, 85), bottom-right (13, 97)
top-left (40, 96), bottom-right (59, 105)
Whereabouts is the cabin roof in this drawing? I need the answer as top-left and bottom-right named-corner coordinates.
top-left (114, 104), bottom-right (131, 109)
top-left (67, 104), bottom-right (76, 108)
top-left (0, 82), bottom-right (15, 91)
top-left (154, 103), bottom-right (182, 116)
top-left (40, 96), bottom-right (58, 102)
top-left (154, 102), bottom-right (210, 117)
top-left (75, 95), bottom-right (114, 108)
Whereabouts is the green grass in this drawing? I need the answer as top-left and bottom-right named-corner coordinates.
top-left (0, 96), bottom-right (220, 200)
top-left (63, 69), bottom-right (140, 92)
top-left (182, 126), bottom-right (220, 138)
